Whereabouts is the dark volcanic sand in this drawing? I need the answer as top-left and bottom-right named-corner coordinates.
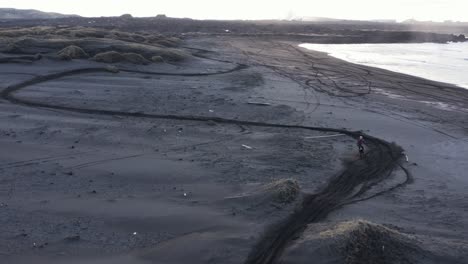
top-left (0, 35), bottom-right (467, 264)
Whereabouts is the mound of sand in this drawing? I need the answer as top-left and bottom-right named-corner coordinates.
top-left (148, 37), bottom-right (181, 47)
top-left (151, 55), bottom-right (164, 63)
top-left (3, 37), bottom-right (77, 54)
top-left (92, 51), bottom-right (151, 65)
top-left (258, 179), bottom-right (300, 204)
top-left (283, 220), bottom-right (430, 264)
top-left (324, 220), bottom-right (420, 264)
top-left (57, 45), bottom-right (89, 60)
top-left (105, 65), bottom-right (120, 73)
top-left (120, 14), bottom-right (133, 19)
top-left (122, 52), bottom-right (151, 65)
top-left (92, 51), bottom-right (125, 63)
top-left (0, 26), bottom-right (55, 37)
top-left (227, 179), bottom-right (301, 207)
top-left (60, 27), bottom-right (107, 39)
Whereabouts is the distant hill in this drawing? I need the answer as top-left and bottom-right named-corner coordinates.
top-left (291, 16), bottom-right (396, 24)
top-left (293, 16), bottom-right (344, 22)
top-left (402, 19), bottom-right (468, 25)
top-left (0, 8), bottom-right (79, 19)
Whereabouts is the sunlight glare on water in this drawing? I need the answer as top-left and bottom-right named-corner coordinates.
top-left (300, 42), bottom-right (468, 89)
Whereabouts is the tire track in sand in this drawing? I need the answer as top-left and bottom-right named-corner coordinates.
top-left (1, 64), bottom-right (410, 264)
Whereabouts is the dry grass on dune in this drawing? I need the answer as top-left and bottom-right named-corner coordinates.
top-left (227, 178), bottom-right (301, 205)
top-left (0, 26), bottom-right (189, 64)
top-left (151, 55), bottom-right (164, 63)
top-left (57, 45), bottom-right (89, 60)
top-left (92, 51), bottom-right (151, 65)
top-left (4, 37), bottom-right (190, 60)
top-left (316, 220), bottom-right (422, 264)
top-left (0, 26), bottom-right (180, 46)
top-left (257, 178), bottom-right (301, 204)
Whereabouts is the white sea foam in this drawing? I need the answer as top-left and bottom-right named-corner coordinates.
top-left (300, 42), bottom-right (468, 89)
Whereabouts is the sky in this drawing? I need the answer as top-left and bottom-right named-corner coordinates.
top-left (0, 0), bottom-right (467, 22)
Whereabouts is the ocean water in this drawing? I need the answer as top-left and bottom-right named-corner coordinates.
top-left (300, 42), bottom-right (468, 89)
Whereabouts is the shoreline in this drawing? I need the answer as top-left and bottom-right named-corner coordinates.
top-left (300, 42), bottom-right (468, 90)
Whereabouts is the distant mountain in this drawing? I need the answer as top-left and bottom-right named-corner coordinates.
top-left (370, 19), bottom-right (397, 23)
top-left (0, 8), bottom-right (79, 19)
top-left (291, 17), bottom-right (397, 24)
top-left (292, 16), bottom-right (344, 22)
top-left (402, 19), bottom-right (468, 25)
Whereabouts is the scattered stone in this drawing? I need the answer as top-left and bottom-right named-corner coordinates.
top-left (39, 242), bottom-right (48, 248)
top-left (33, 242), bottom-right (48, 249)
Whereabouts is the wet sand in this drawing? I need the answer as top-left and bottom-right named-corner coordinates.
top-left (1, 36), bottom-right (467, 263)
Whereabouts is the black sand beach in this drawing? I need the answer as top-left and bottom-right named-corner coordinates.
top-left (0, 20), bottom-right (467, 264)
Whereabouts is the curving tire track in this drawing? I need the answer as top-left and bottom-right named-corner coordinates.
top-left (1, 63), bottom-right (410, 264)
top-left (244, 138), bottom-right (409, 264)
